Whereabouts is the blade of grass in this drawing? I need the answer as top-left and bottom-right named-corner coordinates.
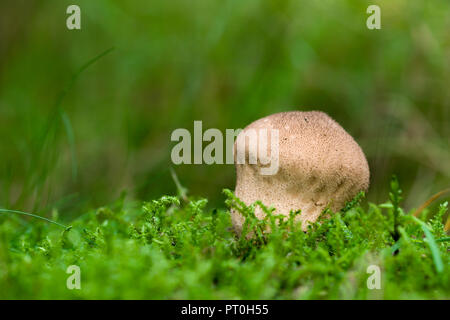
top-left (41, 47), bottom-right (116, 183)
top-left (14, 47), bottom-right (116, 208)
top-left (413, 188), bottom-right (450, 217)
top-left (61, 111), bottom-right (78, 180)
top-left (54, 46), bottom-right (116, 109)
top-left (410, 216), bottom-right (444, 273)
top-left (0, 208), bottom-right (68, 229)
top-left (56, 47), bottom-right (115, 181)
top-left (170, 167), bottom-right (188, 202)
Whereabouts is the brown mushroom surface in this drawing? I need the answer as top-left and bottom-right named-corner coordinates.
top-left (232, 111), bottom-right (370, 232)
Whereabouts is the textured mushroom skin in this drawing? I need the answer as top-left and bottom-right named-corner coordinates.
top-left (232, 111), bottom-right (370, 233)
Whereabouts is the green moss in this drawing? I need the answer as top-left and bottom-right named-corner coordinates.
top-left (0, 178), bottom-right (448, 299)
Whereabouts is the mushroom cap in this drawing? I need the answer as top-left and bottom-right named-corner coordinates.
top-left (232, 111), bottom-right (370, 232)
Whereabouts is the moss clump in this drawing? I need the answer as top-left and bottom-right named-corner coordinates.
top-left (0, 178), bottom-right (448, 299)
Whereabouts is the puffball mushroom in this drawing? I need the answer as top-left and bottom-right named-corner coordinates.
top-left (232, 111), bottom-right (370, 233)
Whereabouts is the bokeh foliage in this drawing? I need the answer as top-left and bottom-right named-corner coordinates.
top-left (0, 0), bottom-right (449, 215)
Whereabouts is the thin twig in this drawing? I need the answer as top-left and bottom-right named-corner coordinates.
top-left (412, 188), bottom-right (450, 217)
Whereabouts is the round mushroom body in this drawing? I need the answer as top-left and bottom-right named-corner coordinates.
top-left (232, 111), bottom-right (370, 233)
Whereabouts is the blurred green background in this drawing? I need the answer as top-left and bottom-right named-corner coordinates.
top-left (0, 0), bottom-right (449, 218)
